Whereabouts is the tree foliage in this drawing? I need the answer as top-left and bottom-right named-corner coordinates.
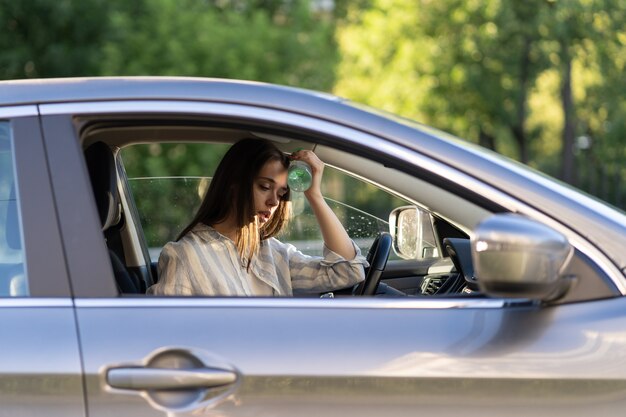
top-left (0, 0), bottom-right (109, 78)
top-left (335, 0), bottom-right (626, 207)
top-left (101, 0), bottom-right (338, 91)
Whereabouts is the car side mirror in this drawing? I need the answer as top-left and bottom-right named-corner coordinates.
top-left (471, 214), bottom-right (574, 301)
top-left (389, 206), bottom-right (439, 260)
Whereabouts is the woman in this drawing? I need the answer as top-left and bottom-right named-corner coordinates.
top-left (148, 138), bottom-right (367, 296)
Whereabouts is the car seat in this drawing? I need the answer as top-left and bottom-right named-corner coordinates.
top-left (85, 141), bottom-right (143, 294)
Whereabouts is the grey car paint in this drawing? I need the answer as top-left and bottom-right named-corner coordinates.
top-left (0, 300), bottom-right (84, 417)
top-left (0, 110), bottom-right (83, 416)
top-left (1, 77), bottom-right (626, 416)
top-left (75, 297), bottom-right (626, 417)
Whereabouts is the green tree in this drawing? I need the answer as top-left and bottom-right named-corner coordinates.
top-left (335, 0), bottom-right (550, 163)
top-left (335, 0), bottom-right (626, 209)
top-left (0, 0), bottom-right (109, 79)
top-left (555, 2), bottom-right (626, 200)
top-left (101, 0), bottom-right (338, 91)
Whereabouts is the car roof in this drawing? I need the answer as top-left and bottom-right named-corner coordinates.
top-left (2, 76), bottom-right (625, 274)
top-left (0, 76), bottom-right (343, 109)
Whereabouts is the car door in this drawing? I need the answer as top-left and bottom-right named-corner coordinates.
top-left (0, 107), bottom-right (84, 417)
top-left (40, 100), bottom-right (626, 417)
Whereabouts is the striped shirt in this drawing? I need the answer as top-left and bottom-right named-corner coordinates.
top-left (147, 223), bottom-right (368, 296)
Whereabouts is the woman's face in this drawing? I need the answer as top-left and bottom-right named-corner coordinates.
top-left (253, 159), bottom-right (288, 225)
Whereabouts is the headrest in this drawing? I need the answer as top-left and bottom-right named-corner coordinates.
top-left (85, 142), bottom-right (121, 231)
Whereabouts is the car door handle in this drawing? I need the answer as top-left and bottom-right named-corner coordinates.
top-left (107, 367), bottom-right (237, 390)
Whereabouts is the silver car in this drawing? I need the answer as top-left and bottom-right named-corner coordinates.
top-left (1, 77), bottom-right (625, 417)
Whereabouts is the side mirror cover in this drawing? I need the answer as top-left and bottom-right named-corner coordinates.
top-left (471, 214), bottom-right (573, 301)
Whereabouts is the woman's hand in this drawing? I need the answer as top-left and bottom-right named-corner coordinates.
top-left (289, 149), bottom-right (356, 260)
top-left (290, 150), bottom-right (324, 201)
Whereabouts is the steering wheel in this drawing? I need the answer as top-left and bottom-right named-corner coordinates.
top-left (354, 232), bottom-right (392, 296)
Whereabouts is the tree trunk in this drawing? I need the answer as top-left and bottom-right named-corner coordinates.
top-left (512, 125), bottom-right (528, 164)
top-left (479, 128), bottom-right (497, 152)
top-left (560, 45), bottom-right (577, 184)
top-left (511, 36), bottom-right (532, 164)
top-left (616, 169), bottom-right (624, 209)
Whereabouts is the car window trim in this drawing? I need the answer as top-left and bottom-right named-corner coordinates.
top-left (38, 100), bottom-right (626, 296)
top-left (74, 297), bottom-right (529, 309)
top-left (0, 105), bottom-right (38, 119)
top-left (0, 298), bottom-right (73, 307)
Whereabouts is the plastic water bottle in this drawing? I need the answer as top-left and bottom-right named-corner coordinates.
top-left (287, 160), bottom-right (312, 192)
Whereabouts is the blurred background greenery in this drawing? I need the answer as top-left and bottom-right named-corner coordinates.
top-left (1, 0), bottom-right (625, 210)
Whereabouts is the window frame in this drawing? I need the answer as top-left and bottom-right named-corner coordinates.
top-left (2, 108), bottom-right (71, 297)
top-left (38, 99), bottom-right (624, 302)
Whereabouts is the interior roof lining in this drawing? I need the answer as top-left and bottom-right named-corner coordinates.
top-left (81, 123), bottom-right (315, 152)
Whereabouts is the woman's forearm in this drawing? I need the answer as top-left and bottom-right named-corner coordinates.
top-left (307, 192), bottom-right (356, 260)
top-left (291, 149), bottom-right (356, 260)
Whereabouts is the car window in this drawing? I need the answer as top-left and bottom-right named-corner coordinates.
top-left (120, 143), bottom-right (414, 261)
top-left (0, 122), bottom-right (27, 296)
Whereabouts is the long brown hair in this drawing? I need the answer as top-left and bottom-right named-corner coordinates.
top-left (177, 138), bottom-right (291, 269)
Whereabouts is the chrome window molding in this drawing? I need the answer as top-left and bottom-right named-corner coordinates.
top-left (0, 105), bottom-right (38, 118)
top-left (39, 100), bottom-right (626, 294)
top-left (75, 297), bottom-right (517, 309)
top-left (0, 298), bottom-right (73, 308)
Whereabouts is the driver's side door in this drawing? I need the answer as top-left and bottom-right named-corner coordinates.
top-left (41, 102), bottom-right (626, 417)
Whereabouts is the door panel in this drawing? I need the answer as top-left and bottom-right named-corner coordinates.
top-left (0, 112), bottom-right (84, 417)
top-left (10, 116), bottom-right (70, 296)
top-left (76, 297), bottom-right (626, 417)
top-left (0, 303), bottom-right (85, 417)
